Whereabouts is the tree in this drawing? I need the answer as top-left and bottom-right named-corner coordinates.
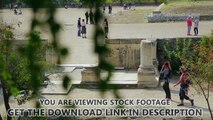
top-left (163, 34), bottom-right (213, 119)
top-left (0, 24), bottom-right (47, 120)
top-left (0, 23), bottom-right (15, 120)
top-left (180, 34), bottom-right (213, 120)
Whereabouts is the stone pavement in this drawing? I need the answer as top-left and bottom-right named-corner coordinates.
top-left (41, 67), bottom-right (138, 95)
top-left (1, 76), bottom-right (213, 119)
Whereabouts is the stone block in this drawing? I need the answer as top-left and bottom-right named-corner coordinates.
top-left (81, 67), bottom-right (99, 83)
top-left (137, 39), bottom-right (159, 88)
top-left (137, 67), bottom-right (159, 88)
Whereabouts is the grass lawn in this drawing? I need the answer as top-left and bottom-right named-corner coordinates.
top-left (108, 8), bottom-right (153, 24)
top-left (161, 1), bottom-right (213, 15)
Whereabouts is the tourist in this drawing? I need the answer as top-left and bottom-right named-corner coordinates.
top-left (85, 11), bottom-right (89, 24)
top-left (14, 9), bottom-right (17, 14)
top-left (163, 56), bottom-right (172, 77)
top-left (77, 17), bottom-right (81, 37)
top-left (17, 21), bottom-right (22, 27)
top-left (174, 68), bottom-right (194, 106)
top-left (18, 9), bottom-right (22, 15)
top-left (81, 19), bottom-right (86, 38)
top-left (186, 16), bottom-right (192, 35)
top-left (64, 4), bottom-right (68, 9)
top-left (123, 3), bottom-right (127, 10)
top-left (193, 17), bottom-right (199, 36)
top-left (102, 4), bottom-right (106, 13)
top-left (103, 18), bottom-right (109, 39)
top-left (160, 62), bottom-right (171, 100)
top-left (132, 3), bottom-right (136, 10)
top-left (89, 9), bottom-right (94, 24)
top-left (128, 3), bottom-right (132, 9)
top-left (108, 4), bottom-right (112, 14)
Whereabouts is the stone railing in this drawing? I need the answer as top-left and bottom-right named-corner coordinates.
top-left (146, 12), bottom-right (200, 23)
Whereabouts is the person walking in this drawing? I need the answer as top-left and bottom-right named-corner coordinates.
top-left (186, 16), bottom-right (192, 35)
top-left (89, 9), bottom-right (94, 24)
top-left (160, 62), bottom-right (172, 100)
top-left (174, 69), bottom-right (194, 106)
top-left (85, 11), bottom-right (89, 24)
top-left (193, 17), bottom-right (199, 36)
top-left (108, 4), bottom-right (112, 14)
top-left (81, 19), bottom-right (86, 38)
top-left (77, 17), bottom-right (81, 37)
top-left (102, 4), bottom-right (106, 13)
top-left (103, 18), bottom-right (109, 39)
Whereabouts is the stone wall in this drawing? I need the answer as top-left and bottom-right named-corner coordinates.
top-left (200, 15), bottom-right (213, 21)
top-left (106, 37), bottom-right (202, 70)
top-left (146, 13), bottom-right (200, 23)
top-left (105, 39), bottom-right (142, 69)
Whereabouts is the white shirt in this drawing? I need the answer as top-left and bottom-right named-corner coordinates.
top-left (194, 19), bottom-right (199, 28)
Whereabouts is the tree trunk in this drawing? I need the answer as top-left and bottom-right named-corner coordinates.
top-left (1, 80), bottom-right (12, 120)
top-left (197, 81), bottom-right (213, 120)
top-left (205, 98), bottom-right (213, 120)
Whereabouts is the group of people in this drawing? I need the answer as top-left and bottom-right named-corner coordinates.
top-left (77, 17), bottom-right (87, 38)
top-left (77, 9), bottom-right (109, 39)
top-left (186, 16), bottom-right (199, 36)
top-left (160, 57), bottom-right (194, 106)
top-left (10, 4), bottom-right (22, 15)
top-left (123, 3), bottom-right (135, 10)
top-left (14, 9), bottom-right (22, 15)
top-left (102, 4), bottom-right (113, 14)
top-left (85, 9), bottom-right (95, 25)
top-left (77, 9), bottom-right (95, 38)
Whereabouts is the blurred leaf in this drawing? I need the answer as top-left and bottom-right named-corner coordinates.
top-left (60, 48), bottom-right (69, 56)
top-left (63, 75), bottom-right (70, 90)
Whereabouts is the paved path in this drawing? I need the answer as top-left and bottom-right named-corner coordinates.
top-left (1, 79), bottom-right (213, 119)
top-left (109, 21), bottom-right (213, 39)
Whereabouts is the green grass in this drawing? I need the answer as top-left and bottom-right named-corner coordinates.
top-left (161, 1), bottom-right (213, 15)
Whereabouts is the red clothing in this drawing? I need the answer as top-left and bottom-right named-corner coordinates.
top-left (163, 65), bottom-right (170, 70)
top-left (187, 18), bottom-right (192, 26)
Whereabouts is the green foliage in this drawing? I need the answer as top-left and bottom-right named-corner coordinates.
top-left (179, 33), bottom-right (213, 120)
top-left (0, 25), bottom-right (47, 96)
top-left (163, 39), bottom-right (192, 74)
top-left (0, 24), bottom-right (14, 40)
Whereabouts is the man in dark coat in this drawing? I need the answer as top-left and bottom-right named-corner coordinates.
top-left (89, 9), bottom-right (94, 24)
top-left (85, 11), bottom-right (89, 24)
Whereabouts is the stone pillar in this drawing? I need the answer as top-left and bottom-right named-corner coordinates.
top-left (137, 39), bottom-right (159, 88)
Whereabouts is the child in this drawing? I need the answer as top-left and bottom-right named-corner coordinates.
top-left (81, 19), bottom-right (86, 38)
top-left (193, 17), bottom-right (199, 36)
